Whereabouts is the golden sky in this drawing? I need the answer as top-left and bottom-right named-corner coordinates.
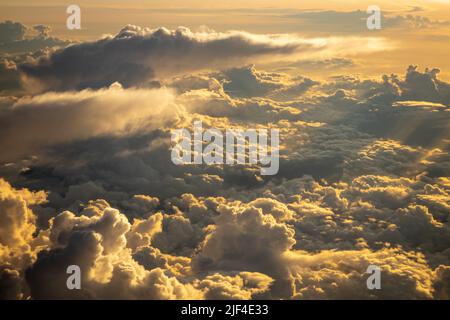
top-left (1, 0), bottom-right (449, 80)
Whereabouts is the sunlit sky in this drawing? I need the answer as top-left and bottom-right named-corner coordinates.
top-left (0, 1), bottom-right (450, 301)
top-left (1, 0), bottom-right (450, 79)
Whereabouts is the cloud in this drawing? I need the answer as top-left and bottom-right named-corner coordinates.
top-left (33, 25), bottom-right (51, 38)
top-left (19, 25), bottom-right (321, 91)
top-left (0, 267), bottom-right (24, 299)
top-left (18, 25), bottom-right (390, 93)
top-left (221, 65), bottom-right (318, 99)
top-left (0, 59), bottom-right (22, 94)
top-left (401, 66), bottom-right (450, 104)
top-left (283, 10), bottom-right (450, 33)
top-left (0, 20), bottom-right (69, 54)
top-left (0, 21), bottom-right (27, 44)
top-left (1, 49), bottom-right (450, 300)
top-left (198, 272), bottom-right (273, 300)
top-left (0, 179), bottom-right (48, 299)
top-left (25, 200), bottom-right (202, 299)
top-left (0, 179), bottom-right (46, 266)
top-left (0, 84), bottom-right (181, 163)
top-left (434, 265), bottom-right (450, 299)
top-left (279, 58), bottom-right (356, 72)
top-left (284, 248), bottom-right (436, 299)
top-left (393, 101), bottom-right (447, 109)
top-left (151, 213), bottom-right (203, 256)
top-left (192, 205), bottom-right (296, 297)
top-left (1, 158), bottom-right (449, 299)
top-left (23, 198), bottom-right (276, 299)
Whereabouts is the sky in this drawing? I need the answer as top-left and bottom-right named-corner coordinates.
top-left (1, 0), bottom-right (450, 78)
top-left (0, 0), bottom-right (449, 300)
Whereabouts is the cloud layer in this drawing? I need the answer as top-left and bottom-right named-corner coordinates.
top-left (20, 25), bottom-right (317, 91)
top-left (0, 22), bottom-right (449, 300)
